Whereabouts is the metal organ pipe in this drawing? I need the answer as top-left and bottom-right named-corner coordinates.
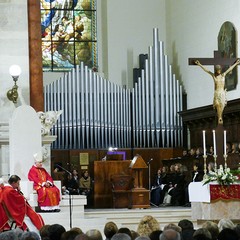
top-left (44, 28), bottom-right (184, 149)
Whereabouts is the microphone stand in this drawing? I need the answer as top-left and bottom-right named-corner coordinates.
top-left (147, 159), bottom-right (158, 208)
top-left (55, 164), bottom-right (73, 229)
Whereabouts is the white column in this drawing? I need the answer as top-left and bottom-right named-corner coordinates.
top-left (0, 122), bottom-right (10, 179)
top-left (42, 135), bottom-right (57, 174)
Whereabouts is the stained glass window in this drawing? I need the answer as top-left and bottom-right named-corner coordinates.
top-left (41, 0), bottom-right (97, 72)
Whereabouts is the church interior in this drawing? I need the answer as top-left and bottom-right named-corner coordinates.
top-left (1, 0), bottom-right (240, 238)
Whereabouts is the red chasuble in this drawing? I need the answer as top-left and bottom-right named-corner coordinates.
top-left (0, 187), bottom-right (11, 231)
top-left (1, 185), bottom-right (44, 230)
top-left (28, 165), bottom-right (60, 208)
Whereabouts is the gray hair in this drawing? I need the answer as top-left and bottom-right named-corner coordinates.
top-left (111, 233), bottom-right (131, 240)
top-left (0, 231), bottom-right (18, 240)
top-left (20, 231), bottom-right (40, 240)
top-left (135, 237), bottom-right (150, 240)
top-left (218, 218), bottom-right (235, 232)
top-left (159, 229), bottom-right (181, 240)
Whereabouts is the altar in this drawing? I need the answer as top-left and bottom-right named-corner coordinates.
top-left (189, 182), bottom-right (240, 220)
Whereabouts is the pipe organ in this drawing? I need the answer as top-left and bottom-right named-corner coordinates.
top-left (44, 28), bottom-right (184, 149)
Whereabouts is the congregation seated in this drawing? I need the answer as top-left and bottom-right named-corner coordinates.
top-left (207, 162), bottom-right (215, 176)
top-left (62, 169), bottom-right (80, 195)
top-left (161, 144), bottom-right (240, 207)
top-left (188, 147), bottom-right (196, 159)
top-left (104, 221), bottom-right (118, 240)
top-left (184, 162), bottom-right (204, 207)
top-left (178, 219), bottom-right (195, 240)
top-left (160, 163), bottom-right (187, 207)
top-left (202, 221), bottom-right (219, 240)
top-left (181, 149), bottom-right (189, 159)
top-left (137, 215), bottom-right (160, 237)
top-left (193, 228), bottom-right (212, 240)
top-left (160, 164), bottom-right (176, 206)
top-left (231, 142), bottom-right (239, 154)
top-left (150, 166), bottom-right (169, 206)
top-left (0, 208), bottom-right (239, 240)
top-left (207, 146), bottom-right (214, 156)
top-left (168, 164), bottom-right (187, 206)
top-left (195, 147), bottom-right (203, 159)
top-left (61, 169), bottom-right (93, 204)
top-left (86, 229), bottom-right (103, 240)
top-left (79, 170), bottom-right (92, 196)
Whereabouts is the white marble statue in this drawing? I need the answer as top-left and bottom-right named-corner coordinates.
top-left (37, 110), bottom-right (63, 136)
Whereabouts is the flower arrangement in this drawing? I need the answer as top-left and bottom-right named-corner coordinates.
top-left (202, 165), bottom-right (238, 186)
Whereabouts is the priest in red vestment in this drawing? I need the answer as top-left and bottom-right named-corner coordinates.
top-left (1, 175), bottom-right (45, 231)
top-left (0, 178), bottom-right (11, 232)
top-left (28, 152), bottom-right (61, 212)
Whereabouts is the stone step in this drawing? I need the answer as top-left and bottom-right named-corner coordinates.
top-left (39, 207), bottom-right (196, 236)
top-left (29, 193), bottom-right (87, 215)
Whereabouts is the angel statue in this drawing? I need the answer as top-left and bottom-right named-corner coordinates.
top-left (37, 110), bottom-right (63, 136)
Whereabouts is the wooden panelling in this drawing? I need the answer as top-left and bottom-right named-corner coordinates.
top-left (180, 98), bottom-right (240, 149)
top-left (51, 148), bottom-right (182, 208)
top-left (94, 161), bottom-right (132, 208)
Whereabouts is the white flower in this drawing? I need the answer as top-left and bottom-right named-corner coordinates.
top-left (202, 166), bottom-right (238, 186)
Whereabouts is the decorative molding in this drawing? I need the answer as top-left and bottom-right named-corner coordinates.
top-left (179, 98), bottom-right (240, 124)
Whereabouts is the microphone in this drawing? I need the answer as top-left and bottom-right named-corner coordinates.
top-left (147, 158), bottom-right (153, 164)
top-left (55, 164), bottom-right (72, 175)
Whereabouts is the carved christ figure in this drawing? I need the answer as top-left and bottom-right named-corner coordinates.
top-left (195, 59), bottom-right (240, 124)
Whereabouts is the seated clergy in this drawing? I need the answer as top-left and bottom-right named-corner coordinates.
top-left (28, 152), bottom-right (61, 212)
top-left (1, 175), bottom-right (44, 232)
top-left (0, 177), bottom-right (11, 231)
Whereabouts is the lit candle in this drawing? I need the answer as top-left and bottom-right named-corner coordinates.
top-left (224, 130), bottom-right (227, 155)
top-left (203, 130), bottom-right (206, 156)
top-left (213, 130), bottom-right (216, 155)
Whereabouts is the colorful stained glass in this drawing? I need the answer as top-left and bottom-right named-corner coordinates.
top-left (41, 0), bottom-right (97, 72)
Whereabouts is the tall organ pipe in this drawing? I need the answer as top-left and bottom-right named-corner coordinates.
top-left (45, 28), bottom-right (184, 149)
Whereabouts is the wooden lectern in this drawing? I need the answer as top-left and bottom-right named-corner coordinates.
top-left (129, 155), bottom-right (150, 208)
top-left (111, 174), bottom-right (134, 208)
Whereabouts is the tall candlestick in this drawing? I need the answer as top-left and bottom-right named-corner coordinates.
top-left (213, 130), bottom-right (216, 155)
top-left (224, 130), bottom-right (227, 156)
top-left (203, 130), bottom-right (206, 156)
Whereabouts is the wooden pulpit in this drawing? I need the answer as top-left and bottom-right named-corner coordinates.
top-left (129, 155), bottom-right (150, 208)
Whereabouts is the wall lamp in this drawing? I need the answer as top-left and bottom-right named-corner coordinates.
top-left (7, 65), bottom-right (21, 103)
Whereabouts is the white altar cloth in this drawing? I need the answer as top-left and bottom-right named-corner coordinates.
top-left (189, 182), bottom-right (210, 203)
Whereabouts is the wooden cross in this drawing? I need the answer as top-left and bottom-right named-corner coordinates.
top-left (189, 50), bottom-right (237, 66)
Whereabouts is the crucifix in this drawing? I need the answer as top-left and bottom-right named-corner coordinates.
top-left (189, 50), bottom-right (239, 125)
top-left (189, 50), bottom-right (240, 167)
top-left (189, 50), bottom-right (237, 66)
